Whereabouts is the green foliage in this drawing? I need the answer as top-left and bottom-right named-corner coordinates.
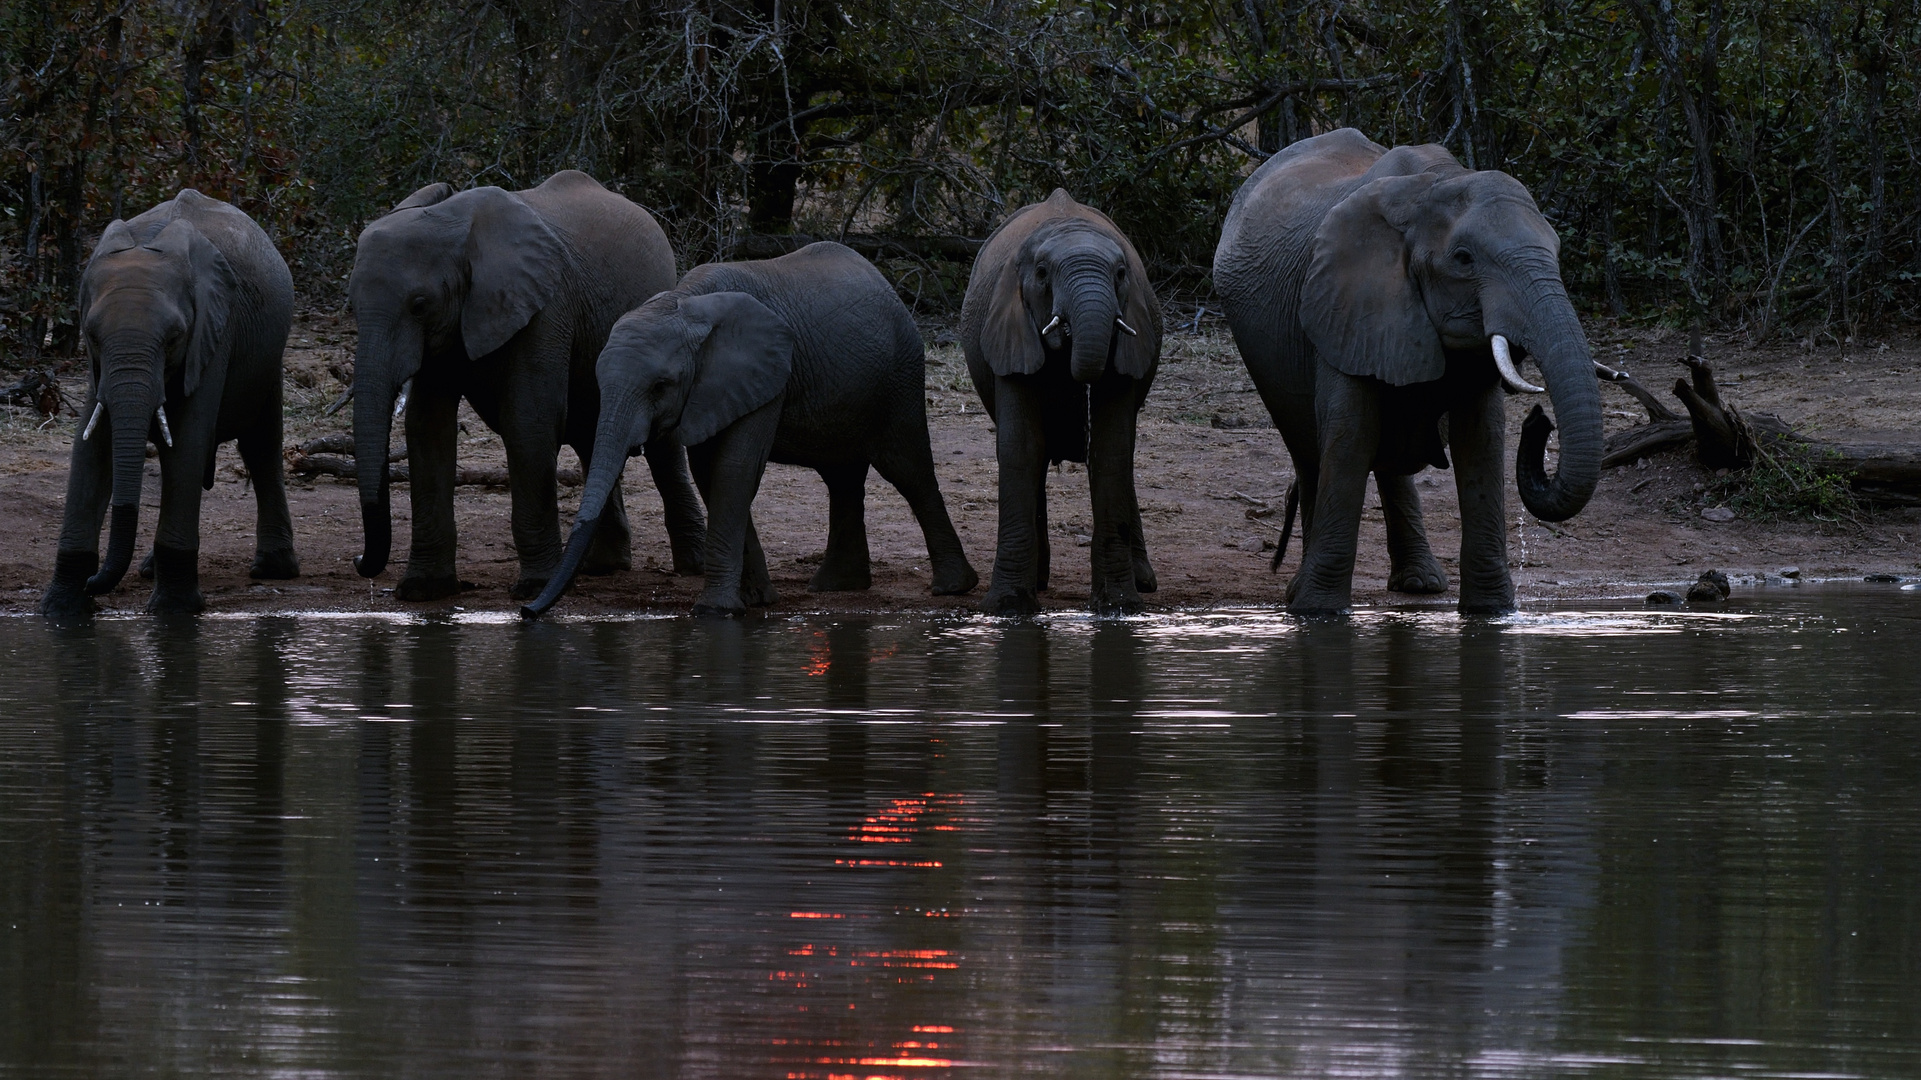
top-left (1708, 443), bottom-right (1864, 523)
top-left (5, 0), bottom-right (1921, 367)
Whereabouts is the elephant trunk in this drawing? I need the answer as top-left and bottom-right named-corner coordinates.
top-left (351, 320), bottom-right (418, 578)
top-left (87, 351), bottom-right (161, 595)
top-left (521, 398), bottom-right (646, 618)
top-left (1506, 269), bottom-right (1602, 524)
top-left (1061, 262), bottom-right (1120, 384)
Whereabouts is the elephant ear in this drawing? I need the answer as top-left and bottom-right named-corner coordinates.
top-left (1114, 243), bottom-right (1159, 379)
top-left (150, 217), bottom-right (235, 398)
top-left (1301, 173), bottom-right (1445, 386)
top-left (978, 253), bottom-right (1044, 376)
top-left (392, 182), bottom-right (454, 212)
top-left (675, 291), bottom-right (794, 448)
top-left (461, 188), bottom-right (566, 359)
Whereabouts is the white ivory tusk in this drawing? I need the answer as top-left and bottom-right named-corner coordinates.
top-left (82, 402), bottom-right (104, 441)
top-left (1492, 335), bottom-right (1545, 394)
top-left (1040, 314), bottom-right (1064, 337)
top-left (155, 406), bottom-right (173, 448)
top-left (1115, 317), bottom-right (1138, 336)
top-left (393, 378), bottom-right (412, 420)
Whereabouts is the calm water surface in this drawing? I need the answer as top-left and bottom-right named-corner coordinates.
top-left (3, 589), bottom-right (1920, 1078)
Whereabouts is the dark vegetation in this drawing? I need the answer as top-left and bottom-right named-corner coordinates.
top-left (6, 0), bottom-right (1921, 367)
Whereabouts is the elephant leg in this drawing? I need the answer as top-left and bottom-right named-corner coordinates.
top-left (1378, 472), bottom-right (1447, 595)
top-left (42, 399), bottom-right (115, 617)
top-left (1291, 372), bottom-right (1380, 615)
top-left (688, 405), bottom-right (778, 616)
top-left (645, 437), bottom-right (706, 574)
top-left (146, 436), bottom-right (213, 615)
top-left (1033, 470), bottom-right (1050, 593)
top-left (503, 430), bottom-right (567, 602)
top-left (810, 463), bottom-right (873, 592)
top-left (1449, 385), bottom-right (1517, 614)
top-left (980, 376), bottom-right (1046, 615)
top-left (574, 437), bottom-right (633, 577)
top-left (238, 425), bottom-right (299, 580)
top-left (397, 387), bottom-right (461, 601)
top-left (1087, 373), bottom-right (1146, 615)
top-left (870, 442), bottom-right (980, 596)
top-left (740, 516), bottom-right (778, 607)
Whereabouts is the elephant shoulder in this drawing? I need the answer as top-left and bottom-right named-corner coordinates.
top-left (532, 169), bottom-right (609, 195)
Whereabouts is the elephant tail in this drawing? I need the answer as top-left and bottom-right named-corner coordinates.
top-left (1269, 480), bottom-right (1299, 573)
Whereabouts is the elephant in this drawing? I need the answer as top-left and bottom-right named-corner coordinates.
top-left (522, 241), bottom-right (979, 618)
top-left (347, 170), bottom-right (705, 601)
top-left (1212, 128), bottom-right (1604, 615)
top-left (41, 189), bottom-right (297, 616)
top-left (959, 189), bottom-right (1162, 616)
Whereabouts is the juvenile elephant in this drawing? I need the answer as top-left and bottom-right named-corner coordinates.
top-left (348, 170), bottom-right (704, 601)
top-left (959, 189), bottom-right (1161, 616)
top-left (1213, 129), bottom-right (1604, 615)
top-left (42, 190), bottom-right (297, 616)
top-left (523, 242), bottom-right (979, 617)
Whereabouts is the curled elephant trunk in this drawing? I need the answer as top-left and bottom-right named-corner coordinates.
top-left (522, 401), bottom-right (645, 619)
top-left (1062, 265), bottom-right (1119, 384)
top-left (86, 375), bottom-right (160, 595)
top-left (1510, 297), bottom-right (1602, 523)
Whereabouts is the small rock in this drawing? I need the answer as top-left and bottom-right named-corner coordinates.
top-left (1701, 506), bottom-right (1736, 522)
top-left (1075, 534), bottom-right (1093, 548)
top-left (1647, 590), bottom-right (1684, 604)
top-left (1779, 566), bottom-right (1801, 579)
top-left (1865, 572), bottom-right (1902, 583)
top-left (1237, 536), bottom-right (1264, 553)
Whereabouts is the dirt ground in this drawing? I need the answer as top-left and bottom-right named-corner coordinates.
top-left (2, 309), bottom-right (1917, 617)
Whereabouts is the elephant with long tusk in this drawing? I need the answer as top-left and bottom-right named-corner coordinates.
top-left (1214, 129), bottom-right (1605, 615)
top-left (41, 190), bottom-right (299, 617)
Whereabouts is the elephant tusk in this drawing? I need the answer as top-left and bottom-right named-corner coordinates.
top-left (1040, 314), bottom-right (1065, 337)
top-left (82, 402), bottom-right (104, 441)
top-left (393, 378), bottom-right (412, 420)
top-left (1115, 317), bottom-right (1138, 336)
top-left (1593, 359), bottom-right (1630, 382)
top-left (155, 406), bottom-right (173, 448)
top-left (1492, 335), bottom-right (1545, 394)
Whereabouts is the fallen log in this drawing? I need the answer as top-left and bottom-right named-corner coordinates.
top-left (1599, 335), bottom-right (1921, 504)
top-left (286, 442), bottom-right (581, 487)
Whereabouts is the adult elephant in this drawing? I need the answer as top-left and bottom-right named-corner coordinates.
top-left (1213, 129), bottom-right (1603, 615)
top-left (960, 189), bottom-right (1162, 616)
top-left (42, 190), bottom-right (297, 617)
top-left (523, 242), bottom-right (979, 617)
top-left (348, 170), bottom-right (704, 601)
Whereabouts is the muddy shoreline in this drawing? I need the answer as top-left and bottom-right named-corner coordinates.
top-left (2, 314), bottom-right (1917, 618)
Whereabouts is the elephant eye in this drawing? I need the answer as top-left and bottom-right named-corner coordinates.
top-left (1034, 264), bottom-right (1048, 284)
top-left (408, 295), bottom-right (428, 315)
top-left (1452, 250), bottom-right (1474, 267)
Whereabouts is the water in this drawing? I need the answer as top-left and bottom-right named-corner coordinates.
top-left (3, 589), bottom-right (1920, 1078)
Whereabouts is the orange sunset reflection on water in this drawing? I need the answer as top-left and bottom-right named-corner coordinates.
top-left (773, 794), bottom-right (967, 1078)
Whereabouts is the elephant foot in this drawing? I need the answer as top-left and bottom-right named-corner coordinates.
top-left (42, 551), bottom-right (98, 619)
top-left (1458, 585), bottom-right (1518, 616)
top-left (507, 574), bottom-right (550, 602)
top-left (250, 547), bottom-right (301, 580)
top-left (147, 546), bottom-right (205, 615)
top-left (1387, 556), bottom-right (1448, 595)
top-left (582, 535), bottom-right (632, 577)
top-left (1133, 556), bottom-right (1158, 594)
top-left (1286, 575), bottom-right (1353, 617)
top-left (693, 592), bottom-right (747, 618)
top-left (930, 562), bottom-right (979, 596)
top-left (740, 577), bottom-right (780, 608)
top-left (138, 550), bottom-right (155, 580)
top-left (809, 560), bottom-right (872, 593)
top-left (979, 583), bottom-right (1040, 617)
top-left (670, 539), bottom-right (706, 576)
top-left (1091, 586), bottom-right (1144, 617)
top-left (397, 572), bottom-right (462, 601)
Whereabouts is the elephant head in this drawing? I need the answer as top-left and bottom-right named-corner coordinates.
top-left (520, 290), bottom-right (793, 617)
top-left (346, 182), bottom-right (567, 577)
top-left (980, 190), bottom-right (1157, 385)
top-left (1300, 168), bottom-right (1602, 522)
top-left (75, 212), bottom-right (235, 595)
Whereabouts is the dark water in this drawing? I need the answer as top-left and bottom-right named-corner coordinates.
top-left (3, 590), bottom-right (1920, 1078)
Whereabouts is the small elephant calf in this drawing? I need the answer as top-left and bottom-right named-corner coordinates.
top-left (524, 242), bottom-right (978, 618)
